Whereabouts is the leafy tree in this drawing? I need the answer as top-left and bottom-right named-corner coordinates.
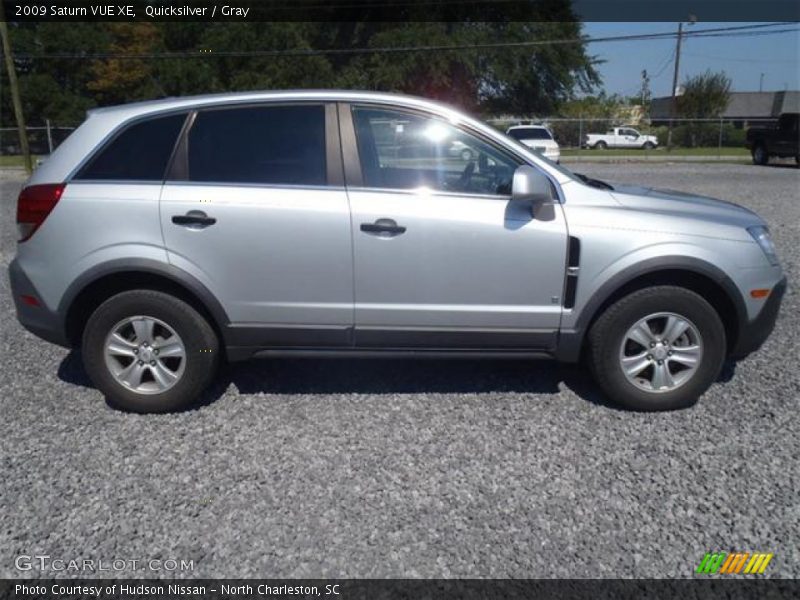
top-left (335, 21), bottom-right (600, 115)
top-left (88, 23), bottom-right (163, 103)
top-left (676, 70), bottom-right (732, 147)
top-left (1, 22), bottom-right (108, 126)
top-left (335, 23), bottom-right (484, 111)
top-left (558, 92), bottom-right (624, 119)
top-left (477, 21), bottom-right (600, 115)
top-left (677, 70), bottom-right (732, 118)
top-left (199, 23), bottom-right (336, 91)
top-left (547, 93), bottom-right (624, 147)
top-left (2, 9), bottom-right (600, 129)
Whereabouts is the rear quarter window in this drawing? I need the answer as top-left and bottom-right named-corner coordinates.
top-left (75, 113), bottom-right (187, 181)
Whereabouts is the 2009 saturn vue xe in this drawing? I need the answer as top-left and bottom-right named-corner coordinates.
top-left (10, 91), bottom-right (786, 412)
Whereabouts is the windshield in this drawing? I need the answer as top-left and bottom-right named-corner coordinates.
top-left (507, 127), bottom-right (552, 141)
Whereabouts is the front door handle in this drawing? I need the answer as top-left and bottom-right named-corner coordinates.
top-left (360, 218), bottom-right (406, 237)
top-left (172, 210), bottom-right (216, 228)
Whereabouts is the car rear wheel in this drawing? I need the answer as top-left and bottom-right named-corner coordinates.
top-left (752, 144), bottom-right (769, 165)
top-left (82, 290), bottom-right (219, 413)
top-left (587, 286), bottom-right (726, 411)
top-left (595, 141), bottom-right (608, 150)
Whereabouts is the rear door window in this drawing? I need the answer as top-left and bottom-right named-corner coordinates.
top-left (186, 104), bottom-right (326, 186)
top-left (76, 113), bottom-right (187, 181)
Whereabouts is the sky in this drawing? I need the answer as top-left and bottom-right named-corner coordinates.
top-left (582, 22), bottom-right (800, 98)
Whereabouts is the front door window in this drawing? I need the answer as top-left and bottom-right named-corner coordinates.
top-left (351, 106), bottom-right (520, 196)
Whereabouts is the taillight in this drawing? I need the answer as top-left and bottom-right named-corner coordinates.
top-left (16, 183), bottom-right (65, 242)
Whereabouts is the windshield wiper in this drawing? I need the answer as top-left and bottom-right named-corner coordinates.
top-left (575, 173), bottom-right (614, 190)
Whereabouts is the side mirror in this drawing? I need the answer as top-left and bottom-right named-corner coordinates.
top-left (512, 165), bottom-right (551, 205)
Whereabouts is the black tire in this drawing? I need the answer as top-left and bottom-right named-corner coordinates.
top-left (642, 141), bottom-right (655, 150)
top-left (595, 141), bottom-right (608, 150)
top-left (587, 286), bottom-right (726, 411)
top-left (82, 290), bottom-right (219, 413)
top-left (752, 143), bottom-right (769, 166)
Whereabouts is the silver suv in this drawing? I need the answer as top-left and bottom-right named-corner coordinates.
top-left (10, 91), bottom-right (786, 413)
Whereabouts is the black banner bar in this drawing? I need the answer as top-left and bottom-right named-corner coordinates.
top-left (3, 0), bottom-right (800, 22)
top-left (3, 580), bottom-right (800, 600)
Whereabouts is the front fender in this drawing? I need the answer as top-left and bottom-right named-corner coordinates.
top-left (555, 253), bottom-right (748, 363)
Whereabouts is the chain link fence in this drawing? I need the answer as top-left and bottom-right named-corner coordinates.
top-left (0, 123), bottom-right (77, 156)
top-left (0, 117), bottom-right (778, 162)
top-left (487, 116), bottom-right (779, 160)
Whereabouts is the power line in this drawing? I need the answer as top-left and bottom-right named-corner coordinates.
top-left (651, 47), bottom-right (676, 79)
top-left (683, 52), bottom-right (799, 64)
top-left (6, 22), bottom-right (796, 60)
top-left (683, 28), bottom-right (798, 40)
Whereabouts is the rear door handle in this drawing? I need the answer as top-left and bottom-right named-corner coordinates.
top-left (360, 218), bottom-right (406, 237)
top-left (171, 210), bottom-right (216, 228)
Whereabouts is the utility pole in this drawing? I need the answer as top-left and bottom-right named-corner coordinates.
top-left (640, 69), bottom-right (651, 112)
top-left (759, 73), bottom-right (764, 92)
top-left (666, 22), bottom-right (683, 151)
top-left (0, 3), bottom-right (32, 174)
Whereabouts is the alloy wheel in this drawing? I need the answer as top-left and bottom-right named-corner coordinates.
top-left (103, 315), bottom-right (186, 394)
top-left (619, 312), bottom-right (704, 393)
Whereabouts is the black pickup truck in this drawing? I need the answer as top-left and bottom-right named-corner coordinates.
top-left (745, 112), bottom-right (799, 165)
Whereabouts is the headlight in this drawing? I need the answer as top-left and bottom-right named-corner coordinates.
top-left (748, 226), bottom-right (780, 266)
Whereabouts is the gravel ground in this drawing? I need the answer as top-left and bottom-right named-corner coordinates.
top-left (1, 163), bottom-right (798, 579)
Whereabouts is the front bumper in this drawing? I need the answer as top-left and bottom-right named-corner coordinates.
top-left (731, 276), bottom-right (787, 358)
top-left (8, 258), bottom-right (70, 348)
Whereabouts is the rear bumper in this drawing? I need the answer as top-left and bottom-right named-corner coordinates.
top-left (731, 276), bottom-right (787, 358)
top-left (8, 258), bottom-right (70, 348)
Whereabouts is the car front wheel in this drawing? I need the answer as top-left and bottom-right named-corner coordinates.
top-left (587, 286), bottom-right (726, 411)
top-left (82, 290), bottom-right (219, 413)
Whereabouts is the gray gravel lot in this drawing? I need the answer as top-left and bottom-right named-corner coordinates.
top-left (1, 163), bottom-right (798, 579)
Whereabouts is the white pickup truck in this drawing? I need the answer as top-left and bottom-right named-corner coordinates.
top-left (585, 127), bottom-right (658, 150)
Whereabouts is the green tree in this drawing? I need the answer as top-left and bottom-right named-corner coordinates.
top-left (334, 21), bottom-right (600, 115)
top-left (676, 70), bottom-right (732, 147)
top-left (88, 23), bottom-right (163, 103)
top-left (547, 93), bottom-right (624, 147)
top-left (477, 21), bottom-right (600, 115)
top-left (335, 23), bottom-right (484, 111)
top-left (195, 23), bottom-right (336, 91)
top-left (1, 22), bottom-right (108, 126)
top-left (3, 10), bottom-right (600, 129)
top-left (678, 70), bottom-right (732, 118)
